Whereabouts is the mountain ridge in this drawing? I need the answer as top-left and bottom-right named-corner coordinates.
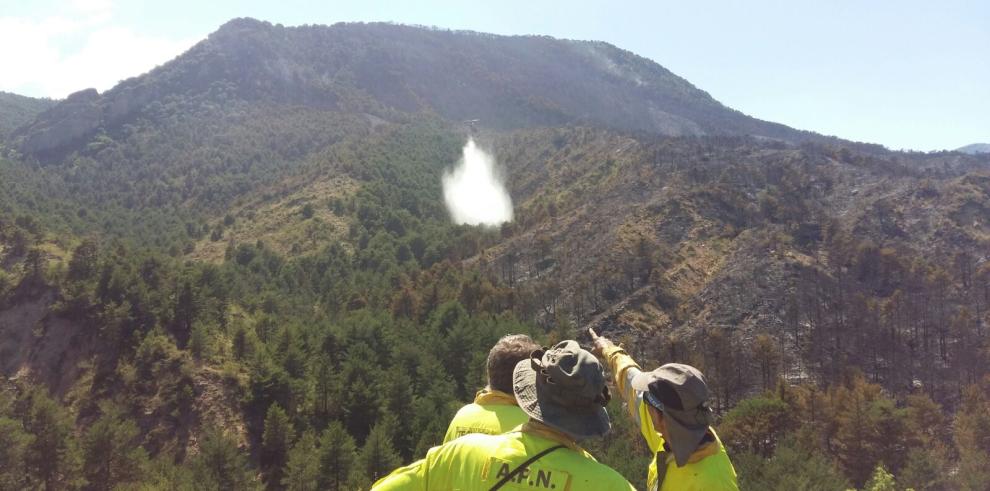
top-left (0, 91), bottom-right (55, 141)
top-left (12, 18), bottom-right (840, 159)
top-left (957, 143), bottom-right (990, 154)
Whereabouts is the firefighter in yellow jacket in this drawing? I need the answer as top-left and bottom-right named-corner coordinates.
top-left (372, 340), bottom-right (636, 491)
top-left (443, 334), bottom-right (539, 443)
top-left (590, 328), bottom-right (738, 491)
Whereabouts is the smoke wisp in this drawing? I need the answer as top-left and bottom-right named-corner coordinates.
top-left (442, 138), bottom-right (514, 226)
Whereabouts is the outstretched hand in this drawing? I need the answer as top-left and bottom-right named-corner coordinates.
top-left (588, 327), bottom-right (615, 357)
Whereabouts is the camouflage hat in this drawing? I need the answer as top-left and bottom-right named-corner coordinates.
top-left (632, 363), bottom-right (714, 466)
top-left (512, 340), bottom-right (611, 440)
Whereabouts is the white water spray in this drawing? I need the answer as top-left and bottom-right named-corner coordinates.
top-left (442, 138), bottom-right (513, 226)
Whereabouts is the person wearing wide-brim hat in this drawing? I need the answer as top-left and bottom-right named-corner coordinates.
top-left (372, 340), bottom-right (635, 491)
top-left (590, 329), bottom-right (739, 491)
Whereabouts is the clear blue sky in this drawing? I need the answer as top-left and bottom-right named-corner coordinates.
top-left (2, 0), bottom-right (987, 151)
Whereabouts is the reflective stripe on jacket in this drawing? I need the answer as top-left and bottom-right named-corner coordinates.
top-left (443, 388), bottom-right (530, 443)
top-left (603, 345), bottom-right (739, 491)
top-left (372, 421), bottom-right (637, 491)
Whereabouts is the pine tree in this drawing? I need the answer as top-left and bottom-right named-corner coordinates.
top-left (0, 417), bottom-right (34, 490)
top-left (390, 285), bottom-right (419, 319)
top-left (22, 389), bottom-right (84, 490)
top-left (232, 325), bottom-right (250, 360)
top-left (311, 353), bottom-right (341, 427)
top-left (355, 422), bottom-right (400, 488)
top-left (261, 403), bottom-right (295, 487)
top-left (192, 427), bottom-right (259, 490)
top-left (411, 356), bottom-right (457, 457)
top-left (953, 384), bottom-right (990, 490)
top-left (82, 405), bottom-right (148, 490)
top-left (733, 435), bottom-right (849, 491)
top-left (896, 446), bottom-right (951, 491)
top-left (67, 238), bottom-right (99, 282)
top-left (173, 280), bottom-right (199, 348)
top-left (379, 372), bottom-right (415, 459)
top-left (136, 454), bottom-right (198, 490)
top-left (340, 343), bottom-right (381, 440)
top-left (719, 394), bottom-right (791, 457)
top-left (753, 333), bottom-right (781, 390)
top-left (862, 465), bottom-right (896, 491)
top-left (25, 247), bottom-right (45, 283)
top-left (189, 323), bottom-right (210, 360)
top-left (828, 374), bottom-right (909, 485)
top-left (0, 269), bottom-right (10, 302)
top-left (904, 393), bottom-right (946, 446)
top-left (318, 422), bottom-right (358, 491)
top-left (282, 431), bottom-right (320, 491)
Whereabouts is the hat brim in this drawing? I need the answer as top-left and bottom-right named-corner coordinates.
top-left (631, 369), bottom-right (658, 392)
top-left (512, 359), bottom-right (611, 440)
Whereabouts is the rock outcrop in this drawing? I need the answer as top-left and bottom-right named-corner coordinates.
top-left (15, 88), bottom-right (103, 156)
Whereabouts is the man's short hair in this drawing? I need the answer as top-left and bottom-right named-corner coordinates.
top-left (487, 334), bottom-right (540, 394)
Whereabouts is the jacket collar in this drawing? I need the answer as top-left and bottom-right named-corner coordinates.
top-left (688, 430), bottom-right (722, 464)
top-left (474, 388), bottom-right (519, 406)
top-left (519, 420), bottom-right (586, 454)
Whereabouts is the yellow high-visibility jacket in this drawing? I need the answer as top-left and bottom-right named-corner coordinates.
top-left (372, 421), bottom-right (636, 491)
top-left (602, 346), bottom-right (738, 491)
top-left (443, 388), bottom-right (530, 443)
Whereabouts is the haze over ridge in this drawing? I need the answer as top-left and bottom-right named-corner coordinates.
top-left (3, 0), bottom-right (987, 150)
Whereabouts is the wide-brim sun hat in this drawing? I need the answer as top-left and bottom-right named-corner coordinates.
top-left (512, 340), bottom-right (611, 440)
top-left (632, 363), bottom-right (714, 466)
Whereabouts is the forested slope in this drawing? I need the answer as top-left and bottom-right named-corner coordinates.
top-left (0, 91), bottom-right (54, 140)
top-left (1, 18), bottom-right (989, 491)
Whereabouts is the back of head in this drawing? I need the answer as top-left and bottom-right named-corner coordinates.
top-left (512, 340), bottom-right (612, 440)
top-left (487, 334), bottom-right (539, 394)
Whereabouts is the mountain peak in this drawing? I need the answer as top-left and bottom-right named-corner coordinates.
top-left (210, 17), bottom-right (278, 40)
top-left (12, 19), bottom-right (822, 159)
top-left (957, 143), bottom-right (990, 154)
top-left (217, 16), bottom-right (271, 30)
top-left (65, 88), bottom-right (100, 102)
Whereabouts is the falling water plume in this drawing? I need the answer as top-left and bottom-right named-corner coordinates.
top-left (442, 138), bottom-right (513, 226)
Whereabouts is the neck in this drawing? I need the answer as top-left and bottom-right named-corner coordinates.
top-left (474, 388), bottom-right (518, 405)
top-left (522, 420), bottom-right (583, 449)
